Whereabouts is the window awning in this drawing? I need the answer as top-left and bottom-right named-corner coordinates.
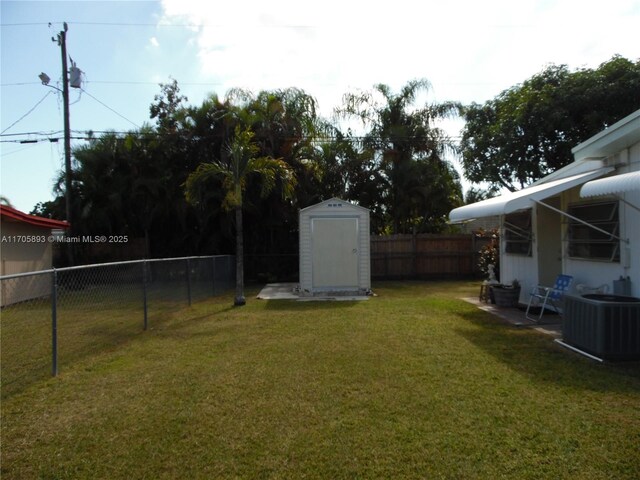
top-left (449, 168), bottom-right (613, 223)
top-left (580, 171), bottom-right (640, 198)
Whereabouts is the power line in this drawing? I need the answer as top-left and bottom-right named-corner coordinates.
top-left (79, 88), bottom-right (141, 128)
top-left (0, 21), bottom-right (314, 28)
top-left (1, 130), bottom-right (463, 145)
top-left (0, 143), bottom-right (43, 157)
top-left (89, 80), bottom-right (225, 86)
top-left (1, 129), bottom-right (126, 139)
top-left (2, 80), bottom-right (226, 87)
top-left (0, 22), bottom-right (59, 26)
top-left (0, 131), bottom-right (64, 137)
top-left (0, 135), bottom-right (93, 144)
top-left (1, 91), bottom-right (54, 134)
top-left (67, 21), bottom-right (209, 27)
top-left (0, 82), bottom-right (41, 87)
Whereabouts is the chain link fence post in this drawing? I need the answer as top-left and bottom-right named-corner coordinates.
top-left (142, 260), bottom-right (148, 331)
top-left (51, 269), bottom-right (58, 377)
top-left (186, 257), bottom-right (192, 306)
top-left (212, 256), bottom-right (217, 296)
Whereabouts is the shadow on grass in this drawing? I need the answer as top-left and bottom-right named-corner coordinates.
top-left (261, 299), bottom-right (363, 311)
top-left (147, 305), bottom-right (238, 338)
top-left (1, 294), bottom-right (234, 400)
top-left (456, 308), bottom-right (640, 394)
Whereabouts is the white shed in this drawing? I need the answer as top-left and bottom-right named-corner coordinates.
top-left (299, 198), bottom-right (371, 296)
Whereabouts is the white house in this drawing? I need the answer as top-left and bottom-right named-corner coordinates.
top-left (449, 108), bottom-right (640, 301)
top-left (299, 198), bottom-right (371, 296)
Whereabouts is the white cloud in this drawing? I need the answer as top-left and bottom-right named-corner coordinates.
top-left (158, 0), bottom-right (639, 116)
top-left (149, 36), bottom-right (160, 48)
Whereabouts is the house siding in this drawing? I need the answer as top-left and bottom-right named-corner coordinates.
top-left (562, 140), bottom-right (640, 297)
top-left (501, 250), bottom-right (537, 304)
top-left (1, 221), bottom-right (54, 306)
top-left (453, 109), bottom-right (640, 301)
top-left (1, 221), bottom-right (54, 276)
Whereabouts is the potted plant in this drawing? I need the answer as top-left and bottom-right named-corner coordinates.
top-left (476, 228), bottom-right (499, 280)
top-left (476, 228), bottom-right (500, 303)
top-left (491, 279), bottom-right (521, 307)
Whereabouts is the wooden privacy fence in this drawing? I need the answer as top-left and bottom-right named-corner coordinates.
top-left (242, 234), bottom-right (493, 282)
top-left (371, 234), bottom-right (488, 279)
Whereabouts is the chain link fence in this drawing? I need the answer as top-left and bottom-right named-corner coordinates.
top-left (0, 255), bottom-right (234, 399)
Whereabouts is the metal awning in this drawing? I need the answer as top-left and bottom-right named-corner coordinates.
top-left (580, 171), bottom-right (640, 198)
top-left (449, 168), bottom-right (613, 223)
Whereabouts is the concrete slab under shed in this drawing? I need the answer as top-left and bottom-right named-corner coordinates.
top-left (257, 283), bottom-right (370, 301)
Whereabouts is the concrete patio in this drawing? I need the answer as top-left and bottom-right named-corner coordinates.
top-left (462, 296), bottom-right (562, 338)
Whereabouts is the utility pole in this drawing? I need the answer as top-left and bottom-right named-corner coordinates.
top-left (40, 22), bottom-right (81, 265)
top-left (55, 22), bottom-right (74, 266)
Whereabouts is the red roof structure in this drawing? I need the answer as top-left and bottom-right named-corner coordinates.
top-left (0, 204), bottom-right (69, 229)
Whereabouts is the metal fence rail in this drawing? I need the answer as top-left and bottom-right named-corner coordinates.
top-left (0, 255), bottom-right (234, 399)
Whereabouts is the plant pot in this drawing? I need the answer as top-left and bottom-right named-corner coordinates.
top-left (490, 285), bottom-right (521, 307)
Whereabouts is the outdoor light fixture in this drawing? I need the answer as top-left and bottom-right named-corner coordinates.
top-left (38, 72), bottom-right (51, 85)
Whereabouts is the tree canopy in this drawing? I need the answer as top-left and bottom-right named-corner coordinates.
top-left (460, 56), bottom-right (640, 191)
top-left (337, 79), bottom-right (463, 233)
top-left (36, 77), bottom-right (464, 267)
top-left (33, 55), bottom-right (640, 270)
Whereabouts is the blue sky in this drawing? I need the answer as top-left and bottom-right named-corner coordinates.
top-left (1, 0), bottom-right (639, 214)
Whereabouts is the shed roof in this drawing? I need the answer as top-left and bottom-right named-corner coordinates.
top-left (300, 198), bottom-right (369, 214)
top-left (0, 205), bottom-right (70, 229)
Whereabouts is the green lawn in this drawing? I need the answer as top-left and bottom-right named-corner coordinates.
top-left (2, 281), bottom-right (639, 479)
top-left (0, 281), bottom-right (197, 399)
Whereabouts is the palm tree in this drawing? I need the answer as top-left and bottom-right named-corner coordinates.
top-left (185, 126), bottom-right (296, 306)
top-left (337, 79), bottom-right (462, 233)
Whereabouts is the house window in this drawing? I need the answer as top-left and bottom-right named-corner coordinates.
top-left (567, 201), bottom-right (620, 262)
top-left (504, 210), bottom-right (532, 256)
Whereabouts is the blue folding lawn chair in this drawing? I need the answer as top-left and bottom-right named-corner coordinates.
top-left (525, 274), bottom-right (573, 322)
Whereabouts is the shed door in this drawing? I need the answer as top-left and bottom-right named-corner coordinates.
top-left (311, 217), bottom-right (359, 288)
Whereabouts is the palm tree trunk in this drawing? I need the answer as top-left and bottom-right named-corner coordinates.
top-left (234, 202), bottom-right (246, 306)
